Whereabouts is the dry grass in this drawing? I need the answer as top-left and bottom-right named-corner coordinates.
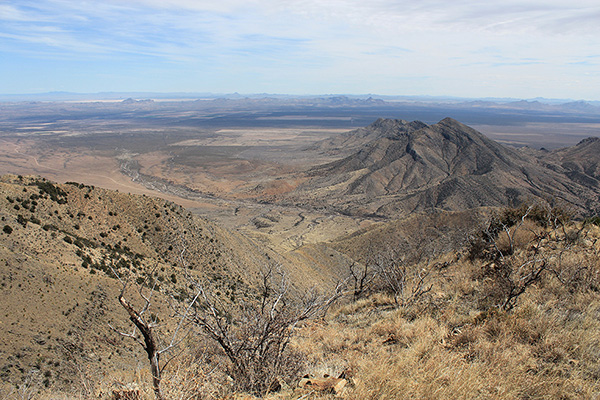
top-left (293, 295), bottom-right (600, 399)
top-left (290, 220), bottom-right (600, 400)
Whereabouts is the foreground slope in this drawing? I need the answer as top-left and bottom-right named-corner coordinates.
top-left (0, 175), bottom-right (342, 389)
top-left (23, 201), bottom-right (600, 399)
top-left (293, 208), bottom-right (600, 399)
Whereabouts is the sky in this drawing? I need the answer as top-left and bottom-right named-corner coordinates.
top-left (1, 0), bottom-right (599, 99)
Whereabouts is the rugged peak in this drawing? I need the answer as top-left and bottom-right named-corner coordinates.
top-left (407, 120), bottom-right (429, 130)
top-left (576, 137), bottom-right (600, 146)
top-left (436, 117), bottom-right (469, 129)
top-left (430, 117), bottom-right (496, 147)
top-left (368, 118), bottom-right (409, 130)
top-left (306, 117), bottom-right (420, 156)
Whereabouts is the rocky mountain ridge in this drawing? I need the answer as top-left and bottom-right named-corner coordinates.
top-left (285, 118), bottom-right (600, 217)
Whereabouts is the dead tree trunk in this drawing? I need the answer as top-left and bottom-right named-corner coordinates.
top-left (118, 292), bottom-right (164, 400)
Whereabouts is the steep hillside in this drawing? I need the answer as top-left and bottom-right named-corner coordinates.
top-left (330, 208), bottom-right (489, 265)
top-left (550, 137), bottom-right (600, 188)
top-left (0, 175), bottom-right (342, 389)
top-left (287, 118), bottom-right (600, 217)
top-left (23, 200), bottom-right (600, 399)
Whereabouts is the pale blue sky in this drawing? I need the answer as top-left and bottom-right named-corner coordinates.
top-left (1, 0), bottom-right (599, 99)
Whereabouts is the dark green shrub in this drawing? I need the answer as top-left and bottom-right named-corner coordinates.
top-left (17, 215), bottom-right (27, 227)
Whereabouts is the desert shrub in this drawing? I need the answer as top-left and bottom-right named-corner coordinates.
top-left (2, 225), bottom-right (12, 234)
top-left (184, 266), bottom-right (343, 396)
top-left (477, 255), bottom-right (548, 311)
top-left (33, 180), bottom-right (68, 204)
top-left (17, 214), bottom-right (27, 227)
top-left (365, 247), bottom-right (433, 310)
top-left (65, 181), bottom-right (88, 189)
top-left (585, 215), bottom-right (600, 226)
top-left (467, 202), bottom-right (599, 312)
top-left (468, 202), bottom-right (571, 261)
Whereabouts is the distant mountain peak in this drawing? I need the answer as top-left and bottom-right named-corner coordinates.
top-left (293, 117), bottom-right (600, 218)
top-left (308, 118), bottom-right (427, 156)
top-left (436, 117), bottom-right (473, 130)
top-left (121, 98), bottom-right (154, 104)
top-left (438, 116), bottom-right (461, 125)
top-left (368, 118), bottom-right (409, 129)
top-left (563, 100), bottom-right (593, 108)
top-left (577, 137), bottom-right (600, 146)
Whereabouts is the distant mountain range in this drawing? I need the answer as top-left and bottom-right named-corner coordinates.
top-left (284, 118), bottom-right (600, 217)
top-left (1, 92), bottom-right (598, 109)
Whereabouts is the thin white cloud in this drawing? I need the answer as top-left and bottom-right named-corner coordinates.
top-left (269, 0), bottom-right (600, 36)
top-left (0, 4), bottom-right (29, 21)
top-left (1, 0), bottom-right (599, 98)
top-left (4, 1), bottom-right (597, 57)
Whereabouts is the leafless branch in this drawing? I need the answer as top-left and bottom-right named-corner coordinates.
top-left (182, 264), bottom-right (344, 396)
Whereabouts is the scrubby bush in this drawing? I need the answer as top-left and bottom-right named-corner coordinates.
top-left (468, 202), bottom-right (571, 261)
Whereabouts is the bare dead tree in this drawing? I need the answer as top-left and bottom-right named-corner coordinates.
top-left (181, 265), bottom-right (345, 396)
top-left (109, 266), bottom-right (196, 400)
top-left (491, 253), bottom-right (549, 312)
top-left (115, 283), bottom-right (164, 400)
top-left (348, 261), bottom-right (376, 301)
top-left (469, 204), bottom-right (535, 261)
top-left (497, 205), bottom-right (534, 258)
top-left (547, 233), bottom-right (600, 292)
top-left (475, 201), bottom-right (574, 311)
top-left (158, 222), bottom-right (346, 395)
top-left (370, 246), bottom-right (432, 308)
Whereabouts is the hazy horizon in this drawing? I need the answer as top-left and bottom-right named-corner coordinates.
top-left (0, 90), bottom-right (597, 104)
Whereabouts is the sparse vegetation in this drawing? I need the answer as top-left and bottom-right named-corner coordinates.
top-left (291, 207), bottom-right (600, 399)
top-left (32, 179), bottom-right (68, 204)
top-left (3, 121), bottom-right (600, 400)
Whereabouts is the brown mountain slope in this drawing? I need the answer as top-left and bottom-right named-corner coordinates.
top-left (0, 175), bottom-right (342, 389)
top-left (287, 118), bottom-right (600, 217)
top-left (550, 137), bottom-right (600, 189)
top-left (329, 208), bottom-right (489, 265)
